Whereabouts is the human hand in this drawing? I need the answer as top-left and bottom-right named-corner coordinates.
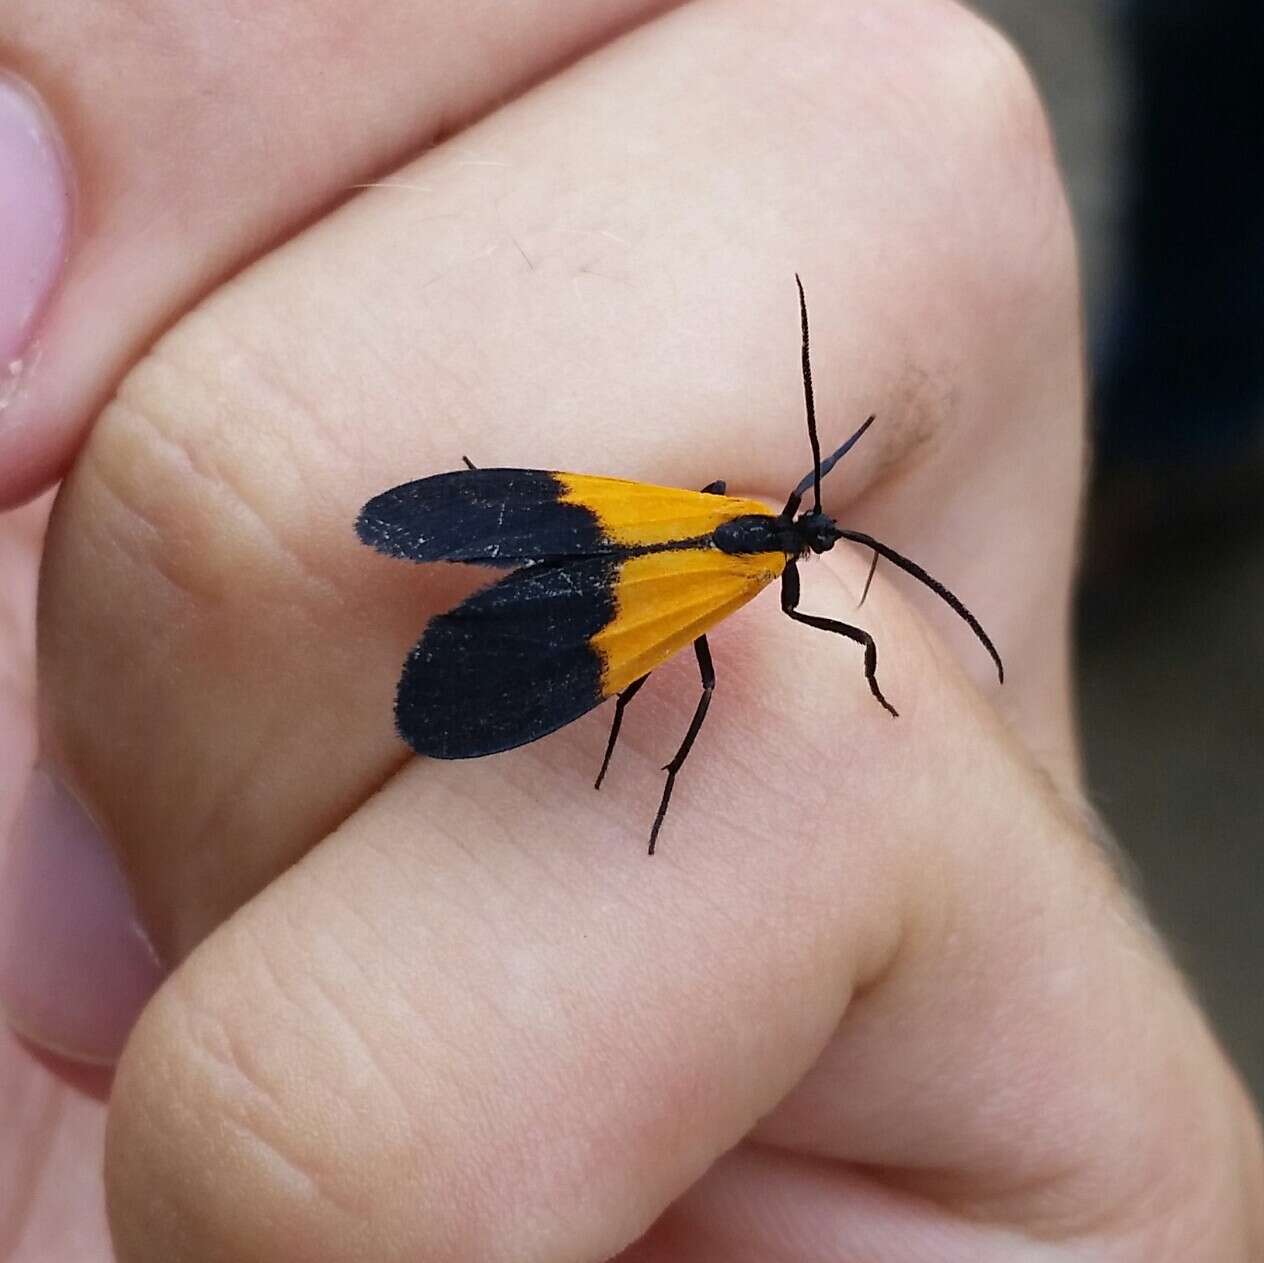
top-left (7, 2), bottom-right (1264, 1260)
top-left (1, 2), bottom-right (679, 1255)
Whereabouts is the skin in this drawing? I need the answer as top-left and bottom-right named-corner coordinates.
top-left (1, 1), bottom-right (1261, 1259)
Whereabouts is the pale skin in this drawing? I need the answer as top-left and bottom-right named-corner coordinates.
top-left (0, 1), bottom-right (1261, 1259)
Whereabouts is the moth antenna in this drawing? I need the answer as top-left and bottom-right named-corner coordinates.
top-left (835, 530), bottom-right (1005, 683)
top-left (790, 415), bottom-right (876, 504)
top-left (795, 274), bottom-right (823, 515)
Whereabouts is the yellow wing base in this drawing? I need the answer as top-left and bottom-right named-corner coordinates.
top-left (595, 546), bottom-right (786, 695)
top-left (556, 472), bottom-right (773, 549)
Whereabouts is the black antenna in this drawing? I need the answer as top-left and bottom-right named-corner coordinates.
top-left (834, 529), bottom-right (1005, 683)
top-left (795, 274), bottom-right (823, 514)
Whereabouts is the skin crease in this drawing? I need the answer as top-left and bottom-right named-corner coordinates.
top-left (0, 0), bottom-right (1260, 1260)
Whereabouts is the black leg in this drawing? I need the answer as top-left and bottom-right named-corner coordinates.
top-left (701, 479), bottom-right (726, 495)
top-left (461, 455), bottom-right (477, 470)
top-left (648, 636), bottom-right (715, 856)
top-left (781, 561), bottom-right (898, 718)
top-left (858, 550), bottom-right (880, 608)
top-left (594, 674), bottom-right (649, 790)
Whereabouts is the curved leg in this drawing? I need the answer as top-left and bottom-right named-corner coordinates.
top-left (648, 635), bottom-right (715, 855)
top-left (781, 561), bottom-right (898, 717)
top-left (594, 673), bottom-right (649, 790)
top-left (858, 549), bottom-right (880, 608)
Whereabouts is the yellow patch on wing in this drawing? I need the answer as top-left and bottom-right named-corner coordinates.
top-left (594, 547), bottom-right (786, 695)
top-left (555, 473), bottom-right (773, 549)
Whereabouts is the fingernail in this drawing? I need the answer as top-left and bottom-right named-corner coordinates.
top-left (0, 73), bottom-right (72, 410)
top-left (0, 767), bottom-right (163, 1064)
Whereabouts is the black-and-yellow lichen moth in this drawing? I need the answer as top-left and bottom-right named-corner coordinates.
top-left (357, 277), bottom-right (1003, 853)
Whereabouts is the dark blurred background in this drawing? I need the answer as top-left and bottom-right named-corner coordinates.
top-left (975, 1), bottom-right (1263, 1101)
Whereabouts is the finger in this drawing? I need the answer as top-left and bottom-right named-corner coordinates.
top-left (106, 546), bottom-right (1254, 1262)
top-left (1, 494), bottom-right (165, 1069)
top-left (0, 1023), bottom-right (111, 1258)
top-left (0, 0), bottom-right (673, 505)
top-left (0, 494), bottom-right (48, 819)
top-left (0, 494), bottom-right (117, 1261)
top-left (38, 0), bottom-right (1083, 970)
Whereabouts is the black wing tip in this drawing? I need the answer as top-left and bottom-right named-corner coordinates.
top-left (354, 502), bottom-right (382, 548)
top-left (354, 497), bottom-right (400, 555)
top-left (355, 487), bottom-right (437, 560)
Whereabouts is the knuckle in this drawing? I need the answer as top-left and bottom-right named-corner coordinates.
top-left (780, 0), bottom-right (1077, 318)
top-left (107, 945), bottom-right (382, 1261)
top-left (87, 321), bottom-right (342, 606)
top-left (777, 0), bottom-right (1081, 466)
top-left (40, 299), bottom-right (437, 961)
top-left (924, 6), bottom-right (1078, 299)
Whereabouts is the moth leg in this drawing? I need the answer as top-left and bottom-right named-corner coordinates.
top-left (594, 674), bottom-right (650, 791)
top-left (701, 479), bottom-right (727, 495)
top-left (781, 560), bottom-right (898, 718)
top-left (648, 635), bottom-right (715, 856)
top-left (858, 549), bottom-right (880, 608)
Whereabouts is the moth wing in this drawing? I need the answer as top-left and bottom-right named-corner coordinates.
top-left (593, 546), bottom-right (787, 695)
top-left (553, 473), bottom-right (773, 550)
top-left (357, 468), bottom-right (771, 566)
top-left (397, 547), bottom-right (785, 759)
top-left (396, 554), bottom-right (620, 758)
